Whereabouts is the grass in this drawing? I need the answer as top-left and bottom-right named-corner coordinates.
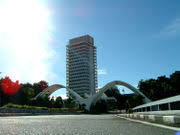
top-left (2, 103), bottom-right (48, 110)
top-left (2, 103), bottom-right (83, 112)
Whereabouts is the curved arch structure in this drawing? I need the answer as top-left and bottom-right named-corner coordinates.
top-left (35, 80), bottom-right (151, 111)
top-left (34, 84), bottom-right (85, 104)
top-left (92, 80), bottom-right (151, 105)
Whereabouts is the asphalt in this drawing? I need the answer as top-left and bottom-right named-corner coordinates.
top-left (0, 115), bottom-right (178, 135)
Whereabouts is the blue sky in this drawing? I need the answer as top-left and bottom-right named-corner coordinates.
top-left (0, 0), bottom-right (180, 97)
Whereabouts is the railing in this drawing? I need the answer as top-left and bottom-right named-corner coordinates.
top-left (133, 95), bottom-right (180, 112)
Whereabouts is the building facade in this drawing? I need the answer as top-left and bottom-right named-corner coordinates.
top-left (66, 35), bottom-right (97, 97)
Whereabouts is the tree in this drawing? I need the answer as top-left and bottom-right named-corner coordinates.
top-left (39, 80), bottom-right (48, 90)
top-left (125, 94), bottom-right (143, 108)
top-left (170, 71), bottom-right (180, 95)
top-left (36, 95), bottom-right (50, 107)
top-left (138, 71), bottom-right (180, 101)
top-left (105, 86), bottom-right (120, 97)
top-left (0, 79), bottom-right (9, 106)
top-left (0, 77), bottom-right (22, 106)
top-left (1, 76), bottom-right (21, 96)
top-left (54, 96), bottom-right (63, 108)
top-left (32, 81), bottom-right (49, 96)
top-left (10, 86), bottom-right (35, 105)
top-left (105, 86), bottom-right (126, 110)
top-left (33, 83), bottom-right (42, 95)
top-left (90, 99), bottom-right (107, 113)
top-left (49, 97), bottom-right (55, 108)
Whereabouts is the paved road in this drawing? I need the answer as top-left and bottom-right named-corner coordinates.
top-left (0, 115), bottom-right (177, 135)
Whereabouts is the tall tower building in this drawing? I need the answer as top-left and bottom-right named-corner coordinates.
top-left (66, 35), bottom-right (97, 97)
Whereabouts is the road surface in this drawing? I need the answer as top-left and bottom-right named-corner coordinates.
top-left (0, 115), bottom-right (177, 135)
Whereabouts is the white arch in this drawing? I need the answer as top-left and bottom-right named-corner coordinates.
top-left (91, 80), bottom-right (151, 105)
top-left (34, 84), bottom-right (85, 104)
top-left (35, 80), bottom-right (151, 111)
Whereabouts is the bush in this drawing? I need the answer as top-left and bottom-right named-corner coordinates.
top-left (2, 103), bottom-right (81, 112)
top-left (2, 103), bottom-right (48, 110)
top-left (90, 99), bottom-right (107, 113)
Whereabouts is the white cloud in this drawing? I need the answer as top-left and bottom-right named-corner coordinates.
top-left (159, 18), bottom-right (180, 38)
top-left (50, 94), bottom-right (68, 100)
top-left (98, 69), bottom-right (107, 75)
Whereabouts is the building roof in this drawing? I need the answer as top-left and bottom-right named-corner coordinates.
top-left (69, 35), bottom-right (94, 45)
top-left (133, 95), bottom-right (180, 110)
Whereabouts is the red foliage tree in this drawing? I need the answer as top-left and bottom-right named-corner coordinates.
top-left (39, 80), bottom-right (48, 90)
top-left (1, 76), bottom-right (22, 96)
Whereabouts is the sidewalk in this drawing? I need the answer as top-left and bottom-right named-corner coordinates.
top-left (117, 113), bottom-right (180, 127)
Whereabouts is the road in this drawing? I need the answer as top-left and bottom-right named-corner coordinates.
top-left (0, 115), bottom-right (177, 135)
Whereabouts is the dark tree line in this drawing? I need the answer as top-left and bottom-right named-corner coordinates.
top-left (93, 71), bottom-right (180, 113)
top-left (0, 71), bottom-right (179, 111)
top-left (105, 86), bottom-right (143, 110)
top-left (0, 79), bottom-right (64, 108)
top-left (138, 71), bottom-right (180, 101)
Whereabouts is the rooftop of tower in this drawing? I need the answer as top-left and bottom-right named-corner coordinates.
top-left (69, 35), bottom-right (94, 45)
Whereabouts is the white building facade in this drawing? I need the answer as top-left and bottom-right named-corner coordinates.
top-left (66, 35), bottom-right (97, 97)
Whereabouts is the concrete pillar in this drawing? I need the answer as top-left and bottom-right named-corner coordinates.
top-left (157, 105), bottom-right (160, 111)
top-left (168, 103), bottom-right (171, 110)
top-left (145, 107), bottom-right (147, 112)
top-left (150, 106), bottom-right (152, 111)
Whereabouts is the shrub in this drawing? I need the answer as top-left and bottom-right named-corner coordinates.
top-left (2, 103), bottom-right (48, 110)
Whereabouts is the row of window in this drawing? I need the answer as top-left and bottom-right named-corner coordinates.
top-left (69, 83), bottom-right (90, 86)
top-left (66, 74), bottom-right (90, 78)
top-left (68, 79), bottom-right (90, 84)
top-left (67, 55), bottom-right (89, 60)
top-left (68, 48), bottom-right (90, 53)
top-left (68, 69), bottom-right (90, 73)
top-left (68, 66), bottom-right (89, 71)
top-left (133, 101), bottom-right (180, 112)
top-left (68, 59), bottom-right (89, 65)
top-left (67, 63), bottom-right (89, 67)
top-left (67, 63), bottom-right (90, 67)
top-left (68, 45), bottom-right (89, 50)
top-left (69, 86), bottom-right (90, 90)
top-left (68, 76), bottom-right (90, 80)
top-left (68, 50), bottom-right (90, 55)
top-left (67, 44), bottom-right (90, 50)
top-left (67, 73), bottom-right (89, 77)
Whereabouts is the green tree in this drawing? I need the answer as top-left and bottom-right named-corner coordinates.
top-left (138, 71), bottom-right (180, 101)
top-left (54, 96), bottom-right (63, 108)
top-left (11, 86), bottom-right (35, 105)
top-left (90, 99), bottom-right (107, 113)
top-left (49, 97), bottom-right (55, 108)
top-left (105, 86), bottom-right (126, 110)
top-left (125, 94), bottom-right (143, 108)
top-left (105, 86), bottom-right (120, 97)
top-left (170, 71), bottom-right (180, 95)
top-left (63, 98), bottom-right (76, 108)
top-left (36, 95), bottom-right (50, 107)
top-left (33, 83), bottom-right (42, 95)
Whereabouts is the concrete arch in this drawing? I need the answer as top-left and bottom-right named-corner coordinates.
top-left (35, 80), bottom-right (151, 111)
top-left (34, 84), bottom-right (85, 104)
top-left (89, 80), bottom-right (150, 106)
